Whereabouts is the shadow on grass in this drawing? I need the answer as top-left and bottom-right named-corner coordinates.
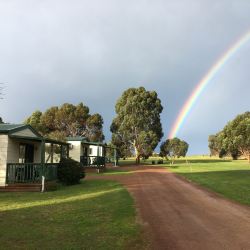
top-left (188, 159), bottom-right (232, 164)
top-left (0, 180), bottom-right (120, 210)
top-left (118, 160), bottom-right (137, 166)
top-left (166, 159), bottom-right (232, 164)
top-left (0, 179), bottom-right (145, 249)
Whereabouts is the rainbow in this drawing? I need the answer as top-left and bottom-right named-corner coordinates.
top-left (168, 30), bottom-right (250, 139)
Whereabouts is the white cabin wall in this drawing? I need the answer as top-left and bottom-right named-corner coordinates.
top-left (89, 145), bottom-right (104, 156)
top-left (68, 141), bottom-right (81, 162)
top-left (0, 135), bottom-right (8, 186)
top-left (33, 142), bottom-right (41, 163)
top-left (7, 139), bottom-right (41, 164)
top-left (7, 138), bottom-right (19, 163)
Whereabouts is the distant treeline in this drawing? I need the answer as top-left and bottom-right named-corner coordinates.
top-left (208, 111), bottom-right (250, 162)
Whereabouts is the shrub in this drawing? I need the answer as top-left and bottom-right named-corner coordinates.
top-left (58, 158), bottom-right (85, 185)
top-left (152, 160), bottom-right (155, 164)
top-left (157, 160), bottom-right (163, 164)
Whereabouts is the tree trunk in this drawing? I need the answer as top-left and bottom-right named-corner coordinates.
top-left (136, 155), bottom-right (140, 165)
top-left (134, 143), bottom-right (140, 165)
top-left (171, 156), bottom-right (175, 165)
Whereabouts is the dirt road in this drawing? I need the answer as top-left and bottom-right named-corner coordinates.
top-left (88, 166), bottom-right (250, 250)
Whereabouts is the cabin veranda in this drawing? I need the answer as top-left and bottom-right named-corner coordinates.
top-left (0, 124), bottom-right (69, 189)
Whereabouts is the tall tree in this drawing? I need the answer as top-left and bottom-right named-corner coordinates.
top-left (111, 132), bottom-right (133, 159)
top-left (220, 112), bottom-right (250, 162)
top-left (85, 113), bottom-right (105, 141)
top-left (111, 87), bottom-right (163, 164)
top-left (209, 112), bottom-right (250, 161)
top-left (160, 137), bottom-right (189, 164)
top-left (25, 102), bottom-right (104, 142)
top-left (208, 134), bottom-right (220, 156)
top-left (24, 110), bottom-right (43, 133)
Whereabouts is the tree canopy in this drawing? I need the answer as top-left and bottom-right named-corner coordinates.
top-left (111, 87), bottom-right (163, 163)
top-left (25, 102), bottom-right (104, 142)
top-left (208, 111), bottom-right (250, 161)
top-left (160, 137), bottom-right (189, 164)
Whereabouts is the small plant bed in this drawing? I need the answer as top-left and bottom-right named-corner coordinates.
top-left (0, 180), bottom-right (146, 249)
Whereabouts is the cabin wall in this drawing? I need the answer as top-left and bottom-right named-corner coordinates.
top-left (33, 143), bottom-right (41, 163)
top-left (68, 141), bottom-right (81, 162)
top-left (7, 138), bottom-right (19, 163)
top-left (0, 135), bottom-right (8, 186)
top-left (89, 145), bottom-right (104, 156)
top-left (7, 139), bottom-right (41, 164)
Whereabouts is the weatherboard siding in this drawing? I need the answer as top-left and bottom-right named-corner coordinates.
top-left (7, 138), bottom-right (20, 163)
top-left (0, 135), bottom-right (9, 186)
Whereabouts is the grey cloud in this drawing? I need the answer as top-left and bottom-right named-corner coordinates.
top-left (0, 0), bottom-right (249, 154)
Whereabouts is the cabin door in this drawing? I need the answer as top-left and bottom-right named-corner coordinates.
top-left (24, 144), bottom-right (34, 163)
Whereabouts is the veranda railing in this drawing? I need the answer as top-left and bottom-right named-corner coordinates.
top-left (6, 163), bottom-right (58, 184)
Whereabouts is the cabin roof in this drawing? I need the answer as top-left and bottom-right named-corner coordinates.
top-left (66, 136), bottom-right (87, 141)
top-left (0, 124), bottom-right (68, 145)
top-left (0, 124), bottom-right (27, 132)
top-left (66, 137), bottom-right (106, 146)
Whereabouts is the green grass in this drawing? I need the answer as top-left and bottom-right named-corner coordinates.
top-left (118, 158), bottom-right (137, 166)
top-left (0, 180), bottom-right (147, 250)
top-left (166, 159), bottom-right (250, 206)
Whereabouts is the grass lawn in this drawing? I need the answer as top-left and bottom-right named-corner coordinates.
top-left (0, 180), bottom-right (147, 250)
top-left (166, 158), bottom-right (250, 206)
top-left (118, 158), bottom-right (137, 166)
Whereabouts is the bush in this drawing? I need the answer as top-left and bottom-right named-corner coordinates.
top-left (152, 160), bottom-right (155, 164)
top-left (157, 160), bottom-right (163, 164)
top-left (58, 158), bottom-right (85, 185)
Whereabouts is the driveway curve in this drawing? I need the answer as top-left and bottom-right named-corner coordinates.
top-left (87, 166), bottom-right (250, 250)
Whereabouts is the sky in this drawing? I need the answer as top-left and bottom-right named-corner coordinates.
top-left (0, 0), bottom-right (249, 155)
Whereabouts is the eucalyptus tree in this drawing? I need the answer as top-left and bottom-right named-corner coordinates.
top-left (219, 112), bottom-right (250, 162)
top-left (208, 134), bottom-right (220, 156)
top-left (111, 87), bottom-right (163, 164)
top-left (25, 110), bottom-right (43, 133)
top-left (160, 137), bottom-right (189, 164)
top-left (25, 102), bottom-right (104, 142)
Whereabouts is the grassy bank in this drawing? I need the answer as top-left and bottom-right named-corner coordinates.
top-left (166, 159), bottom-right (250, 206)
top-left (0, 180), bottom-right (146, 250)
